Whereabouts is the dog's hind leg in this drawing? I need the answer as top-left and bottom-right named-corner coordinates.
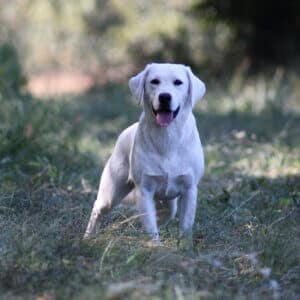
top-left (161, 198), bottom-right (177, 227)
top-left (168, 198), bottom-right (177, 220)
top-left (83, 161), bottom-right (133, 239)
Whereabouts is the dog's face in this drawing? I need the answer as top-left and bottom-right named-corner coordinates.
top-left (144, 64), bottom-right (189, 127)
top-left (129, 63), bottom-right (205, 127)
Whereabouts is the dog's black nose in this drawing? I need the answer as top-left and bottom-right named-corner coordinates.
top-left (159, 93), bottom-right (171, 106)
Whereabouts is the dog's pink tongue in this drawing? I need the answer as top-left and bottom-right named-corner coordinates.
top-left (156, 112), bottom-right (173, 127)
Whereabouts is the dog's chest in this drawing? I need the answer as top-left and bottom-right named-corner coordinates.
top-left (142, 173), bottom-right (193, 200)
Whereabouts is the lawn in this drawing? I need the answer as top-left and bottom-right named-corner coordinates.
top-left (0, 69), bottom-right (299, 299)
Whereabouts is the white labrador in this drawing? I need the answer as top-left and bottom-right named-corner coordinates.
top-left (84, 63), bottom-right (206, 241)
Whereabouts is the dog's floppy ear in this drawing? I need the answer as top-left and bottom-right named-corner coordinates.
top-left (128, 64), bottom-right (151, 104)
top-left (186, 66), bottom-right (206, 107)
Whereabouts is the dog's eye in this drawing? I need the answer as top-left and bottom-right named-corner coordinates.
top-left (174, 79), bottom-right (183, 86)
top-left (150, 79), bottom-right (160, 85)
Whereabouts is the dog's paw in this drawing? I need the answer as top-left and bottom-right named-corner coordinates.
top-left (145, 239), bottom-right (162, 248)
top-left (82, 231), bottom-right (94, 241)
top-left (144, 232), bottom-right (161, 247)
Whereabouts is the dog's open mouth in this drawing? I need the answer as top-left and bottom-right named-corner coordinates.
top-left (152, 106), bottom-right (180, 127)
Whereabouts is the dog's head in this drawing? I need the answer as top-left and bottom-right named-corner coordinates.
top-left (129, 63), bottom-right (206, 127)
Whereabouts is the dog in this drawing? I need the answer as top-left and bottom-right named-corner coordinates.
top-left (84, 63), bottom-right (206, 242)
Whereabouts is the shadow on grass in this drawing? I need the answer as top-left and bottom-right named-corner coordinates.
top-left (196, 107), bottom-right (300, 147)
top-left (0, 84), bottom-right (140, 187)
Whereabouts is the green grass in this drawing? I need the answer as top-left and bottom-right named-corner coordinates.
top-left (0, 70), bottom-right (299, 299)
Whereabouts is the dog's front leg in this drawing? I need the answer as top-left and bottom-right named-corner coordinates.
top-left (179, 187), bottom-right (198, 240)
top-left (137, 188), bottom-right (159, 242)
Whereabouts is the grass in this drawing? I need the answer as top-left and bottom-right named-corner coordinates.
top-left (0, 69), bottom-right (299, 299)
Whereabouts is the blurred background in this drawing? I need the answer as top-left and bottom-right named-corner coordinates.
top-left (1, 0), bottom-right (299, 95)
top-left (0, 1), bottom-right (299, 299)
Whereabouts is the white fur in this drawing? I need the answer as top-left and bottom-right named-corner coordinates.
top-left (84, 63), bottom-right (206, 241)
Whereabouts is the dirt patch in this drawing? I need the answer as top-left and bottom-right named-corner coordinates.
top-left (27, 66), bottom-right (132, 97)
top-left (27, 71), bottom-right (96, 97)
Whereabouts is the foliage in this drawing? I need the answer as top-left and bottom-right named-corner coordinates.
top-left (194, 0), bottom-right (300, 64)
top-left (2, 0), bottom-right (299, 79)
top-left (0, 43), bottom-right (26, 95)
top-left (0, 0), bottom-right (245, 77)
top-left (1, 67), bottom-right (300, 299)
top-left (0, 1), bottom-right (193, 74)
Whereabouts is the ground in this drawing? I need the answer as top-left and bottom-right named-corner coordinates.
top-left (0, 69), bottom-right (299, 299)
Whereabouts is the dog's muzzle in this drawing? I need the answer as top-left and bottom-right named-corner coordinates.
top-left (152, 105), bottom-right (180, 127)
